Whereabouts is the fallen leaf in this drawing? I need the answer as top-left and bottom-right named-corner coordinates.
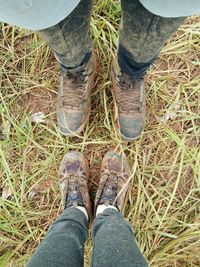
top-left (28, 188), bottom-right (38, 200)
top-left (161, 103), bottom-right (180, 123)
top-left (29, 112), bottom-right (46, 123)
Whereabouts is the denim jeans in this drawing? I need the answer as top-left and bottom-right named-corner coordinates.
top-left (26, 208), bottom-right (148, 267)
top-left (39, 0), bottom-right (186, 79)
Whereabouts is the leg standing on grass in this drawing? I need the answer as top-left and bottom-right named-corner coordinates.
top-left (26, 151), bottom-right (92, 267)
top-left (92, 151), bottom-right (148, 267)
top-left (26, 209), bottom-right (88, 267)
top-left (111, 0), bottom-right (186, 141)
top-left (39, 0), bottom-right (98, 137)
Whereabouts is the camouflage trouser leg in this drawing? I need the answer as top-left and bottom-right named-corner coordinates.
top-left (39, 0), bottom-right (93, 68)
top-left (118, 0), bottom-right (186, 79)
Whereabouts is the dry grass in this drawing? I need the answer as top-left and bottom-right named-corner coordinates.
top-left (0, 1), bottom-right (200, 266)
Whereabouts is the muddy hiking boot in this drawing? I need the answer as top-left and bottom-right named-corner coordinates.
top-left (58, 151), bottom-right (92, 220)
top-left (111, 59), bottom-right (145, 141)
top-left (57, 53), bottom-right (98, 137)
top-left (95, 150), bottom-right (131, 212)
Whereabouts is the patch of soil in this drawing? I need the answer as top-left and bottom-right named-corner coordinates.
top-left (20, 87), bottom-right (57, 115)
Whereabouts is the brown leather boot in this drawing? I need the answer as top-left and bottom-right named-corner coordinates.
top-left (111, 59), bottom-right (145, 140)
top-left (95, 150), bottom-right (131, 212)
top-left (57, 53), bottom-right (98, 136)
top-left (58, 151), bottom-right (92, 220)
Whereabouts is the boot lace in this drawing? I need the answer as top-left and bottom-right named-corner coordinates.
top-left (100, 170), bottom-right (125, 206)
top-left (63, 173), bottom-right (85, 208)
top-left (61, 69), bottom-right (88, 109)
top-left (116, 73), bottom-right (143, 113)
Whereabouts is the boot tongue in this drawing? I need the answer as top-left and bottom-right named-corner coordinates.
top-left (108, 158), bottom-right (122, 173)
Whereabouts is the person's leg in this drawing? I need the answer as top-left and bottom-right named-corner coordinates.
top-left (91, 209), bottom-right (148, 267)
top-left (118, 0), bottom-right (186, 79)
top-left (92, 150), bottom-right (148, 267)
top-left (38, 0), bottom-right (98, 137)
top-left (27, 151), bottom-right (92, 267)
top-left (111, 0), bottom-right (186, 141)
top-left (39, 0), bottom-right (93, 68)
top-left (26, 208), bottom-right (88, 267)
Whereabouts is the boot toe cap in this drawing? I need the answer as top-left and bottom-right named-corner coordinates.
top-left (118, 115), bottom-right (144, 140)
top-left (57, 109), bottom-right (84, 136)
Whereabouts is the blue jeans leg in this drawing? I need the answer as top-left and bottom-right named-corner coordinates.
top-left (26, 208), bottom-right (88, 267)
top-left (91, 209), bottom-right (148, 267)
